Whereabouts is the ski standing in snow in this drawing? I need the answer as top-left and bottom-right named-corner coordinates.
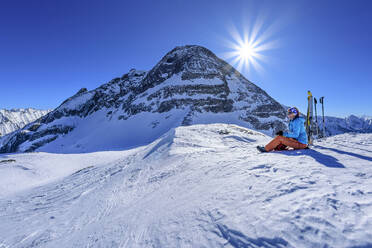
top-left (306, 91), bottom-right (314, 145)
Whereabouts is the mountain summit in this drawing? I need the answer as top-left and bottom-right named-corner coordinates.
top-left (0, 45), bottom-right (287, 153)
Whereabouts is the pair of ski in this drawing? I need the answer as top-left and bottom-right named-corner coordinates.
top-left (307, 91), bottom-right (326, 144)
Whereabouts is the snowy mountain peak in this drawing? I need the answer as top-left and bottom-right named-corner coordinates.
top-left (0, 108), bottom-right (51, 137)
top-left (0, 45), bottom-right (287, 153)
top-left (143, 45), bottom-right (239, 86)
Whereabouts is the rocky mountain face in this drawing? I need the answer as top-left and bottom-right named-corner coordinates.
top-left (0, 45), bottom-right (287, 153)
top-left (0, 108), bottom-right (50, 137)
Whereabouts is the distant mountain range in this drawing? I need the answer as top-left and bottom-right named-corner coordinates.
top-left (0, 108), bottom-right (51, 137)
top-left (320, 115), bottom-right (372, 136)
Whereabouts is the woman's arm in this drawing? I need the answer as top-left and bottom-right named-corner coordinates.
top-left (283, 119), bottom-right (301, 139)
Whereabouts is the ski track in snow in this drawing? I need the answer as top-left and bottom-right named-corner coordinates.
top-left (0, 124), bottom-right (371, 248)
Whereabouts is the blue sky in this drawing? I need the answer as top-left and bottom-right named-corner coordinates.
top-left (0, 0), bottom-right (371, 117)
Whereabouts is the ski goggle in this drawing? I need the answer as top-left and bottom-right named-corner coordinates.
top-left (287, 107), bottom-right (298, 115)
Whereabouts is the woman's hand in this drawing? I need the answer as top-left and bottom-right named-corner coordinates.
top-left (276, 130), bottom-right (283, 136)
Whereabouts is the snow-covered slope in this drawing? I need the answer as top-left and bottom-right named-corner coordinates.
top-left (0, 124), bottom-right (371, 247)
top-left (0, 108), bottom-right (50, 136)
top-left (0, 45), bottom-right (287, 153)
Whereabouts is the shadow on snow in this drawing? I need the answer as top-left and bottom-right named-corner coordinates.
top-left (315, 145), bottom-right (372, 162)
top-left (279, 145), bottom-right (372, 168)
top-left (278, 149), bottom-right (346, 168)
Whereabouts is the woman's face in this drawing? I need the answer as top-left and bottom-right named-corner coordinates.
top-left (288, 113), bottom-right (296, 120)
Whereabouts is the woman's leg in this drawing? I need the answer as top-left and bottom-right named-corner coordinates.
top-left (274, 144), bottom-right (288, 151)
top-left (265, 136), bottom-right (307, 152)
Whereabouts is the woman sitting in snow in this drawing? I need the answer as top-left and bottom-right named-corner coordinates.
top-left (257, 107), bottom-right (308, 152)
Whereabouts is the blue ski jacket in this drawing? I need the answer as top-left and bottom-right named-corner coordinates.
top-left (283, 116), bottom-right (308, 145)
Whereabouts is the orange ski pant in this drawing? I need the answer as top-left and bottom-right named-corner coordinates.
top-left (265, 135), bottom-right (307, 152)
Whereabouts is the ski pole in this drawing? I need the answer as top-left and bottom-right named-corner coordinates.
top-left (320, 97), bottom-right (325, 137)
top-left (314, 97), bottom-right (319, 137)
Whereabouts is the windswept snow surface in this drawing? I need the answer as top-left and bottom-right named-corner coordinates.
top-left (0, 124), bottom-right (371, 248)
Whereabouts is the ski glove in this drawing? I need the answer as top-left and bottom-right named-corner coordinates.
top-left (276, 130), bottom-right (283, 136)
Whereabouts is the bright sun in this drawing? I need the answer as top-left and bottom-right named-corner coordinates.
top-left (222, 16), bottom-right (280, 75)
top-left (238, 42), bottom-right (256, 61)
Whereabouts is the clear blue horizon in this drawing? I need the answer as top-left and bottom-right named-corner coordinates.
top-left (1, 0), bottom-right (371, 118)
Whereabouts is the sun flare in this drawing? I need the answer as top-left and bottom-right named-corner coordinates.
top-left (221, 16), bottom-right (280, 75)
